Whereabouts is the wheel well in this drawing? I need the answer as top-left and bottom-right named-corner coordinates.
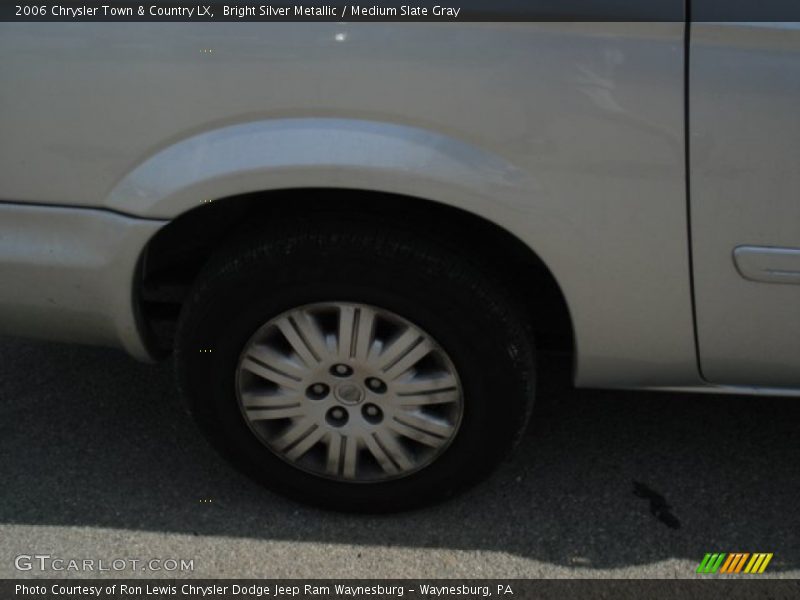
top-left (137, 188), bottom-right (575, 362)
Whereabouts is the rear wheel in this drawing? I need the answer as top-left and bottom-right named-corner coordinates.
top-left (175, 218), bottom-right (535, 511)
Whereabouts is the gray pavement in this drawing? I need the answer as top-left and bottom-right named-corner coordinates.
top-left (1, 336), bottom-right (798, 579)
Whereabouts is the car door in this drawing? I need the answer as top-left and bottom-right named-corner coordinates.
top-left (690, 14), bottom-right (800, 387)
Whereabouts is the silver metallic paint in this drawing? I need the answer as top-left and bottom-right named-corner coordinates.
top-left (0, 203), bottom-right (163, 360)
top-left (690, 23), bottom-right (800, 387)
top-left (0, 22), bottom-right (698, 388)
top-left (20, 21), bottom-right (799, 391)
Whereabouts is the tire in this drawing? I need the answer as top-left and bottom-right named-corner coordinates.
top-left (175, 216), bottom-right (535, 511)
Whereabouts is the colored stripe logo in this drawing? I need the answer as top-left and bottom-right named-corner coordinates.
top-left (697, 553), bottom-right (773, 574)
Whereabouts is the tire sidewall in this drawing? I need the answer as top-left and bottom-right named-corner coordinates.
top-left (176, 229), bottom-right (534, 510)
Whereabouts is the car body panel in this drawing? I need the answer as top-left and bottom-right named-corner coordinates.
top-left (1, 21), bottom-right (699, 387)
top-left (0, 203), bottom-right (162, 360)
top-left (690, 22), bottom-right (800, 387)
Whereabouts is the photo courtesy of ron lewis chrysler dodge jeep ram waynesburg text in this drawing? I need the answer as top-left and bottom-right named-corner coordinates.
top-left (0, 10), bottom-right (799, 510)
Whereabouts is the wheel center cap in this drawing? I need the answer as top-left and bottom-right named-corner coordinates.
top-left (335, 382), bottom-right (364, 405)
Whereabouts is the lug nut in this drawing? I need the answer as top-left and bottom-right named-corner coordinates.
top-left (326, 406), bottom-right (349, 426)
top-left (331, 363), bottom-right (353, 377)
top-left (365, 377), bottom-right (387, 393)
top-left (362, 403), bottom-right (383, 423)
top-left (306, 382), bottom-right (330, 400)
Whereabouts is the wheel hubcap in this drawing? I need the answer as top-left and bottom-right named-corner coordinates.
top-left (235, 302), bottom-right (464, 482)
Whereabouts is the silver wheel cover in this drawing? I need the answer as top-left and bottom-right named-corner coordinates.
top-left (235, 302), bottom-right (464, 482)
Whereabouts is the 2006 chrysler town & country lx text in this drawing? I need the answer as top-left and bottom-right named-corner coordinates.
top-left (1, 9), bottom-right (798, 510)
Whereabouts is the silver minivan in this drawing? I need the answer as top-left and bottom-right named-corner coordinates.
top-left (1, 7), bottom-right (798, 509)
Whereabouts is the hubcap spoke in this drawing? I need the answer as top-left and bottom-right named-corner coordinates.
top-left (247, 344), bottom-right (307, 379)
top-left (394, 412), bottom-right (455, 439)
top-left (373, 328), bottom-right (420, 371)
top-left (246, 406), bottom-right (307, 421)
top-left (275, 316), bottom-right (321, 367)
top-left (241, 391), bottom-right (303, 408)
top-left (236, 302), bottom-right (463, 482)
top-left (291, 311), bottom-right (330, 361)
top-left (372, 430), bottom-right (415, 471)
top-left (363, 434), bottom-right (400, 475)
top-left (383, 339), bottom-right (433, 380)
top-left (241, 355), bottom-right (303, 391)
top-left (393, 373), bottom-right (458, 395)
top-left (391, 390), bottom-right (460, 406)
top-left (387, 423), bottom-right (445, 448)
top-left (391, 385), bottom-right (460, 406)
top-left (325, 432), bottom-right (344, 475)
top-left (274, 419), bottom-right (318, 451)
top-left (394, 412), bottom-right (453, 439)
top-left (342, 434), bottom-right (359, 479)
top-left (353, 306), bottom-right (376, 362)
top-left (337, 306), bottom-right (357, 360)
top-left (285, 426), bottom-right (326, 461)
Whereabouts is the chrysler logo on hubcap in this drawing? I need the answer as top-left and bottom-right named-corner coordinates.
top-left (335, 383), bottom-right (364, 405)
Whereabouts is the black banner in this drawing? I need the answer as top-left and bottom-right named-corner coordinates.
top-left (4, 1), bottom-right (800, 22)
top-left (3, 579), bottom-right (800, 600)
top-left (3, 1), bottom-right (685, 22)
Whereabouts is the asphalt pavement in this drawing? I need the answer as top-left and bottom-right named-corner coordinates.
top-left (1, 336), bottom-right (798, 579)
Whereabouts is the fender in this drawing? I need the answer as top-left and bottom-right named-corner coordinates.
top-left (0, 21), bottom-right (702, 390)
top-left (107, 118), bottom-right (535, 223)
top-left (108, 117), bottom-right (698, 389)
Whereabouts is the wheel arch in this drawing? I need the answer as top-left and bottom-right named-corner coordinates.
top-left (137, 188), bottom-right (576, 379)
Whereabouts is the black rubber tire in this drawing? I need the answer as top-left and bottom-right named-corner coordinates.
top-left (174, 216), bottom-right (535, 512)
